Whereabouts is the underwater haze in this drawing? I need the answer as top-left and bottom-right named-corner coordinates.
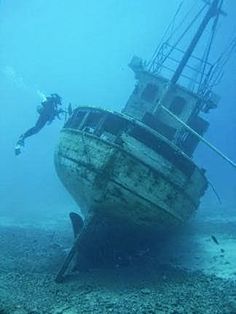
top-left (0, 0), bottom-right (235, 220)
top-left (1, 0), bottom-right (187, 221)
top-left (0, 1), bottom-right (236, 313)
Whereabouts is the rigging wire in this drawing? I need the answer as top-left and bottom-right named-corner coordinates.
top-left (148, 1), bottom-right (202, 69)
top-left (149, 0), bottom-right (236, 98)
top-left (198, 0), bottom-right (223, 93)
top-left (148, 1), bottom-right (184, 68)
top-left (160, 3), bottom-right (207, 70)
top-left (166, 1), bottom-right (200, 44)
top-left (149, 2), bottom-right (208, 73)
top-left (209, 35), bottom-right (236, 88)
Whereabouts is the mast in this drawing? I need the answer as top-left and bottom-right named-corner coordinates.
top-left (171, 0), bottom-right (222, 85)
top-left (151, 0), bottom-right (236, 169)
top-left (153, 0), bottom-right (223, 116)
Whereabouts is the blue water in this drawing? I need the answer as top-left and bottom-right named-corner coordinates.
top-left (0, 1), bottom-right (235, 219)
top-left (0, 0), bottom-right (235, 223)
top-left (0, 0), bottom-right (235, 252)
top-left (0, 1), bottom-right (236, 313)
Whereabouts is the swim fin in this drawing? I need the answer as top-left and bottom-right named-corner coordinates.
top-left (15, 138), bottom-right (24, 156)
top-left (15, 144), bottom-right (21, 156)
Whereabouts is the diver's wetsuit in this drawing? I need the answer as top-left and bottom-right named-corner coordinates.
top-left (21, 99), bottom-right (59, 140)
top-left (15, 95), bottom-right (62, 155)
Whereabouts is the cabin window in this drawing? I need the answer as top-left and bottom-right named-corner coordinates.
top-left (64, 110), bottom-right (86, 129)
top-left (141, 84), bottom-right (158, 102)
top-left (103, 115), bottom-right (127, 136)
top-left (82, 111), bottom-right (103, 133)
top-left (170, 96), bottom-right (186, 116)
top-left (100, 115), bottom-right (128, 143)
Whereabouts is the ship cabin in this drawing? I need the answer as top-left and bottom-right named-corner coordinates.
top-left (122, 56), bottom-right (218, 157)
top-left (64, 53), bottom-right (218, 163)
top-left (64, 105), bottom-right (197, 178)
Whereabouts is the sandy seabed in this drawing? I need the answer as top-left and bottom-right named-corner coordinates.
top-left (0, 213), bottom-right (235, 314)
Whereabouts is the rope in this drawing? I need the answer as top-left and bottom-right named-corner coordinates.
top-left (81, 131), bottom-right (91, 165)
top-left (208, 180), bottom-right (222, 205)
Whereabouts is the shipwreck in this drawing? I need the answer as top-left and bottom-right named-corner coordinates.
top-left (54, 0), bottom-right (236, 281)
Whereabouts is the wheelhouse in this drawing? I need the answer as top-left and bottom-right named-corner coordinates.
top-left (64, 107), bottom-right (196, 178)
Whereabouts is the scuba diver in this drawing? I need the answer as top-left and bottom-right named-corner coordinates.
top-left (15, 93), bottom-right (64, 155)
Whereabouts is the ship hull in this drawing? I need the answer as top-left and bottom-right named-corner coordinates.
top-left (55, 118), bottom-right (208, 235)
